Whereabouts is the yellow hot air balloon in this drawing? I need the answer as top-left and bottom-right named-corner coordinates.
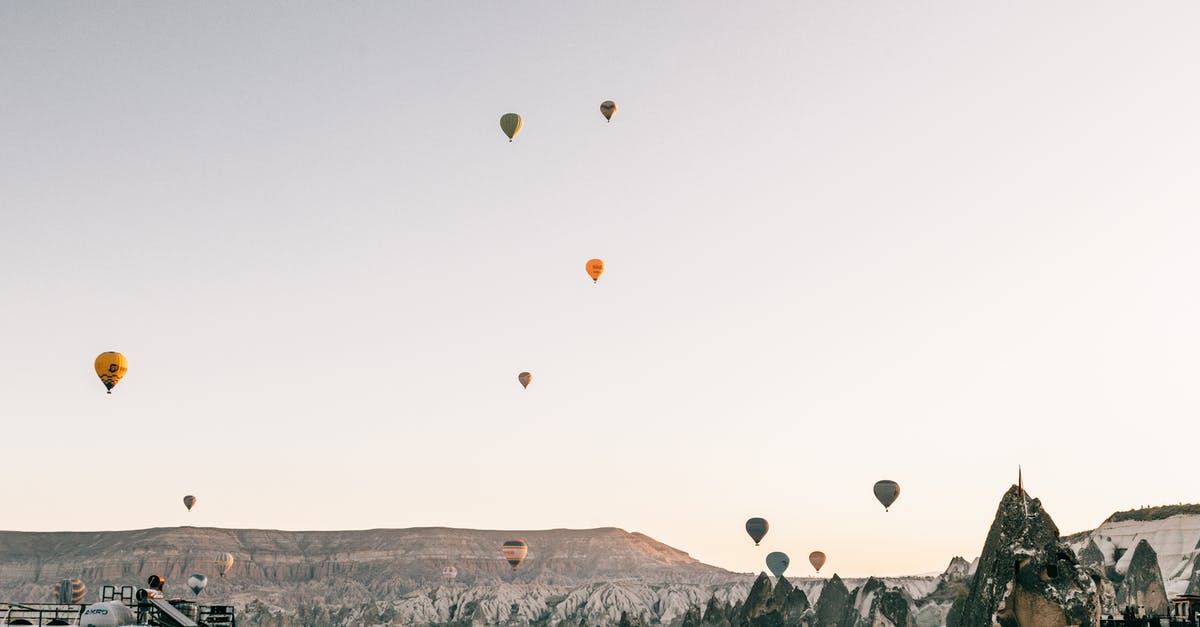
top-left (518, 372), bottom-right (532, 389)
top-left (600, 100), bottom-right (617, 122)
top-left (500, 113), bottom-right (523, 142)
top-left (586, 259), bottom-right (604, 283)
top-left (216, 552), bottom-right (234, 577)
top-left (94, 352), bottom-right (128, 394)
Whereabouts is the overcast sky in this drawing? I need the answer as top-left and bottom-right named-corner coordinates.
top-left (2, 1), bottom-right (1198, 577)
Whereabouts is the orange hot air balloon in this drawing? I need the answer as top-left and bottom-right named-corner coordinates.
top-left (94, 352), bottom-right (128, 394)
top-left (501, 539), bottom-right (528, 570)
top-left (585, 259), bottom-right (604, 283)
top-left (809, 551), bottom-right (826, 573)
top-left (518, 372), bottom-right (532, 389)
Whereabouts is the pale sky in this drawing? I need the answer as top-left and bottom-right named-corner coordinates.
top-left (2, 1), bottom-right (1199, 578)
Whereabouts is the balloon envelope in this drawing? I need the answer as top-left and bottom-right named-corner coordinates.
top-left (809, 551), bottom-right (826, 573)
top-left (54, 579), bottom-right (86, 604)
top-left (500, 113), bottom-right (523, 141)
top-left (94, 352), bottom-right (128, 393)
top-left (874, 480), bottom-right (900, 510)
top-left (766, 552), bottom-right (789, 578)
top-left (600, 100), bottom-right (617, 121)
top-left (745, 518), bottom-right (769, 545)
top-left (501, 539), bottom-right (528, 570)
top-left (216, 553), bottom-right (234, 577)
top-left (187, 574), bottom-right (208, 595)
top-left (518, 372), bottom-right (532, 389)
top-left (586, 259), bottom-right (604, 283)
top-left (183, 495), bottom-right (196, 511)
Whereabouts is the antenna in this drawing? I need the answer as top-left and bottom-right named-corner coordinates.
top-left (1020, 465), bottom-right (1031, 518)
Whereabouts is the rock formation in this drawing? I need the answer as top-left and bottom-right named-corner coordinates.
top-left (812, 574), bottom-right (851, 626)
top-left (846, 577), bottom-right (917, 627)
top-left (958, 485), bottom-right (1100, 627)
top-left (1115, 539), bottom-right (1169, 617)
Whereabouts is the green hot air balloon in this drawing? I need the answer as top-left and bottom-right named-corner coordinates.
top-left (500, 113), bottom-right (523, 142)
top-left (745, 517), bottom-right (768, 545)
top-left (874, 480), bottom-right (900, 511)
top-left (766, 551), bottom-right (789, 578)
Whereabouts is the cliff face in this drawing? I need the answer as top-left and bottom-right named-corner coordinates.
top-left (0, 525), bottom-right (730, 594)
top-left (959, 486), bottom-right (1099, 627)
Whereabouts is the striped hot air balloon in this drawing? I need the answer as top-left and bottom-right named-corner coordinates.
top-left (54, 579), bottom-right (86, 604)
top-left (501, 539), bottom-right (528, 570)
top-left (745, 518), bottom-right (768, 545)
top-left (216, 552), bottom-right (234, 577)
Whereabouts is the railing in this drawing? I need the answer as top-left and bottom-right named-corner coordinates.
top-left (0, 602), bottom-right (84, 625)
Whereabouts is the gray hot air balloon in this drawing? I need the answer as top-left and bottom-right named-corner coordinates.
top-left (765, 551), bottom-right (789, 578)
top-left (187, 574), bottom-right (208, 595)
top-left (183, 495), bottom-right (197, 511)
top-left (873, 480), bottom-right (900, 511)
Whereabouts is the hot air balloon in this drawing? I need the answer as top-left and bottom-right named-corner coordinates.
top-left (54, 579), bottom-right (86, 604)
top-left (442, 566), bottom-right (458, 583)
top-left (874, 480), bottom-right (900, 511)
top-left (600, 100), bottom-right (617, 122)
top-left (585, 259), bottom-right (604, 283)
top-left (94, 352), bottom-right (128, 394)
top-left (745, 518), bottom-right (768, 545)
top-left (500, 113), bottom-right (523, 142)
top-left (147, 575), bottom-right (165, 591)
top-left (216, 552), bottom-right (234, 577)
top-left (518, 372), bottom-right (532, 389)
top-left (501, 539), bottom-right (528, 570)
top-left (187, 574), bottom-right (208, 596)
top-left (766, 552), bottom-right (789, 578)
top-left (809, 551), bottom-right (826, 573)
top-left (183, 495), bottom-right (197, 511)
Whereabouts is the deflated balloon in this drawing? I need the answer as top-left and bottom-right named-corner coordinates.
top-left (501, 539), bottom-right (528, 570)
top-left (500, 113), bottom-right (523, 141)
top-left (874, 480), bottom-right (900, 511)
top-left (766, 551), bottom-right (789, 578)
top-left (586, 259), bottom-right (604, 283)
top-left (216, 553), bottom-right (234, 577)
top-left (745, 518), bottom-right (768, 545)
top-left (94, 352), bottom-right (128, 394)
top-left (809, 551), bottom-right (826, 573)
top-left (183, 495), bottom-right (197, 511)
top-left (187, 574), bottom-right (208, 595)
top-left (600, 100), bottom-right (617, 121)
top-left (54, 579), bottom-right (86, 604)
top-left (518, 372), bottom-right (532, 389)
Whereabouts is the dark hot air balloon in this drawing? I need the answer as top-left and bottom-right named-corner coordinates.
top-left (745, 518), bottom-right (769, 545)
top-left (183, 495), bottom-right (197, 511)
top-left (873, 480), bottom-right (900, 511)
